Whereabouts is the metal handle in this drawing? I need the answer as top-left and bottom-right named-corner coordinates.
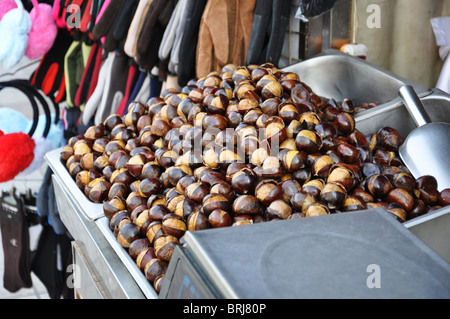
top-left (399, 85), bottom-right (432, 127)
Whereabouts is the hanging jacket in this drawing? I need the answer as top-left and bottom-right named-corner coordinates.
top-left (195, 0), bottom-right (256, 79)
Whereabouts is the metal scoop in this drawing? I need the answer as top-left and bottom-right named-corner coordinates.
top-left (398, 85), bottom-right (450, 191)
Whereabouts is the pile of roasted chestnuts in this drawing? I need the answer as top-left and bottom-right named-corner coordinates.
top-left (60, 62), bottom-right (450, 294)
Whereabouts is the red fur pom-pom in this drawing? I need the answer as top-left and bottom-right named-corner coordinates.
top-left (0, 131), bottom-right (36, 183)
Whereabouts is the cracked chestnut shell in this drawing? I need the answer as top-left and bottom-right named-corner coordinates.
top-left (232, 195), bottom-right (261, 215)
top-left (87, 178), bottom-right (111, 203)
top-left (255, 179), bottom-right (283, 206)
top-left (117, 222), bottom-right (141, 248)
top-left (320, 182), bottom-right (347, 210)
top-left (128, 238), bottom-right (151, 260)
top-left (387, 188), bottom-right (414, 213)
top-left (162, 214), bottom-right (187, 239)
top-left (305, 202), bottom-right (330, 217)
top-left (202, 193), bottom-right (230, 215)
top-left (231, 168), bottom-right (256, 195)
top-left (208, 209), bottom-right (233, 228)
top-left (185, 182), bottom-right (210, 203)
top-left (266, 199), bottom-right (292, 220)
top-left (295, 130), bottom-right (323, 154)
top-left (136, 247), bottom-right (157, 271)
top-left (367, 174), bottom-right (393, 199)
top-left (146, 221), bottom-right (165, 245)
top-left (144, 258), bottom-right (168, 284)
top-left (103, 196), bottom-right (126, 220)
top-left (187, 211), bottom-right (210, 231)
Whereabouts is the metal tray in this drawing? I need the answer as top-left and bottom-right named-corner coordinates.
top-left (45, 148), bottom-right (104, 221)
top-left (283, 49), bottom-right (431, 110)
top-left (95, 217), bottom-right (159, 299)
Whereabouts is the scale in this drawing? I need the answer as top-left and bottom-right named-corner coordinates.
top-left (160, 208), bottom-right (450, 299)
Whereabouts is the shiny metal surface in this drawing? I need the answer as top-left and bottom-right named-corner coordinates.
top-left (405, 205), bottom-right (450, 264)
top-left (399, 85), bottom-right (432, 127)
top-left (397, 85), bottom-right (450, 191)
top-left (283, 50), bottom-right (431, 107)
top-left (51, 173), bottom-right (147, 299)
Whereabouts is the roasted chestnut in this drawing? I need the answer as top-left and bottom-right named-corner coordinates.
top-left (187, 211), bottom-right (210, 231)
top-left (162, 213), bottom-right (187, 239)
top-left (154, 235), bottom-right (179, 262)
top-left (117, 222), bottom-right (141, 248)
top-left (144, 258), bottom-right (168, 284)
top-left (232, 195), bottom-right (261, 215)
top-left (367, 174), bottom-right (392, 199)
top-left (387, 188), bottom-right (414, 213)
top-left (266, 199), bottom-right (292, 220)
top-left (202, 194), bottom-right (230, 215)
top-left (103, 196), bottom-right (126, 220)
top-left (208, 209), bottom-right (233, 228)
top-left (128, 238), bottom-right (151, 259)
top-left (295, 130), bottom-right (323, 154)
top-left (320, 182), bottom-right (347, 210)
top-left (255, 179), bottom-right (283, 206)
top-left (305, 202), bottom-right (330, 217)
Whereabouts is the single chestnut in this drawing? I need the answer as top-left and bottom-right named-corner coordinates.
top-left (387, 188), bottom-right (414, 213)
top-left (136, 247), bottom-right (157, 271)
top-left (367, 174), bottom-right (393, 199)
top-left (266, 199), bottom-right (292, 220)
top-left (232, 195), bottom-right (261, 215)
top-left (117, 222), bottom-right (141, 248)
top-left (128, 238), bottom-right (151, 259)
top-left (187, 211), bottom-right (210, 231)
top-left (439, 188), bottom-right (450, 207)
top-left (185, 182), bottom-right (210, 203)
top-left (320, 182), bottom-right (347, 210)
top-left (305, 202), bottom-right (330, 217)
top-left (103, 196), bottom-right (126, 220)
top-left (255, 179), bottom-right (283, 206)
top-left (341, 195), bottom-right (366, 212)
top-left (202, 193), bottom-right (230, 215)
top-left (144, 258), bottom-right (168, 284)
top-left (208, 209), bottom-right (233, 228)
top-left (87, 178), bottom-right (111, 203)
top-left (295, 130), bottom-right (323, 154)
top-left (162, 213), bottom-right (187, 239)
top-left (231, 168), bottom-right (256, 195)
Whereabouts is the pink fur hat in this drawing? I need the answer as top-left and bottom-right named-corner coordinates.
top-left (25, 0), bottom-right (58, 60)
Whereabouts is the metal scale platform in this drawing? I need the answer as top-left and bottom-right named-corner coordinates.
top-left (160, 209), bottom-right (450, 299)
